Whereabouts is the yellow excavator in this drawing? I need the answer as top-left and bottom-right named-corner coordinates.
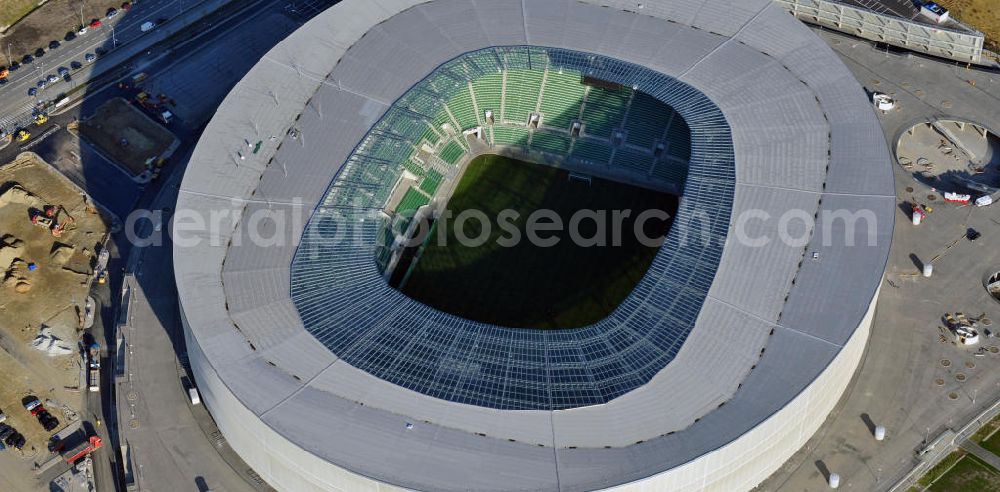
top-left (16, 129), bottom-right (30, 142)
top-left (34, 113), bottom-right (48, 126)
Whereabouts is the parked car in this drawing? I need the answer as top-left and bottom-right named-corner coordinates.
top-left (21, 54), bottom-right (33, 64)
top-left (4, 432), bottom-right (25, 449)
top-left (46, 74), bottom-right (59, 84)
top-left (34, 47), bottom-right (45, 58)
top-left (58, 67), bottom-right (70, 76)
top-left (0, 424), bottom-right (13, 441)
top-left (28, 87), bottom-right (37, 96)
top-left (65, 31), bottom-right (76, 41)
top-left (9, 61), bottom-right (20, 71)
top-left (121, 1), bottom-right (132, 11)
top-left (84, 53), bottom-right (96, 63)
top-left (78, 26), bottom-right (89, 35)
top-left (39, 412), bottom-right (58, 432)
top-left (36, 80), bottom-right (47, 89)
top-left (22, 397), bottom-right (41, 412)
top-left (48, 40), bottom-right (60, 50)
top-left (70, 61), bottom-right (82, 70)
top-left (89, 19), bottom-right (102, 29)
top-left (0, 78), bottom-right (7, 86)
top-left (106, 8), bottom-right (118, 18)
top-left (63, 74), bottom-right (72, 83)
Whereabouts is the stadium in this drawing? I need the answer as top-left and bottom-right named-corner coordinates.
top-left (174, 0), bottom-right (894, 490)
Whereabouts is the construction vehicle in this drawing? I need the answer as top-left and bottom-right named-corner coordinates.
top-left (16, 129), bottom-right (30, 142)
top-left (94, 249), bottom-right (110, 284)
top-left (88, 343), bottom-right (100, 369)
top-left (34, 113), bottom-right (48, 126)
top-left (55, 435), bottom-right (102, 463)
top-left (88, 368), bottom-right (100, 392)
top-left (30, 205), bottom-right (75, 237)
top-left (0, 67), bottom-right (9, 79)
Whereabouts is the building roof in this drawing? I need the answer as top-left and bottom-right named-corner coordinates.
top-left (174, 0), bottom-right (894, 490)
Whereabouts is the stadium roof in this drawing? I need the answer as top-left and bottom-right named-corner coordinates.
top-left (289, 44), bottom-right (731, 411)
top-left (175, 0), bottom-right (894, 490)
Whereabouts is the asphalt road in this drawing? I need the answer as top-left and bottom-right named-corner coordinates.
top-left (0, 0), bottom-right (229, 135)
top-left (90, 1), bottom-right (335, 490)
top-left (0, 0), bottom-right (325, 489)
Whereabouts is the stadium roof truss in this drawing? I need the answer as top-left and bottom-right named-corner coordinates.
top-left (175, 1), bottom-right (894, 490)
top-left (291, 45), bottom-right (732, 411)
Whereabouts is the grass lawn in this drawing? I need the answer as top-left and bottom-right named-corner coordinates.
top-left (982, 422), bottom-right (1000, 457)
top-left (0, 0), bottom-right (36, 29)
top-left (401, 154), bottom-right (677, 329)
top-left (971, 412), bottom-right (1000, 444)
top-left (926, 452), bottom-right (1000, 492)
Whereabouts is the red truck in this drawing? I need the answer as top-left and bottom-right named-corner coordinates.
top-left (56, 435), bottom-right (103, 464)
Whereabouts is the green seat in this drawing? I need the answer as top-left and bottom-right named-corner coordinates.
top-left (612, 148), bottom-right (654, 175)
top-left (472, 73), bottom-right (503, 116)
top-left (570, 139), bottom-right (613, 166)
top-left (439, 141), bottom-right (466, 166)
top-left (448, 86), bottom-right (479, 130)
top-left (539, 71), bottom-right (585, 130)
top-left (531, 131), bottom-right (571, 155)
top-left (420, 169), bottom-right (445, 195)
top-left (504, 69), bottom-right (544, 124)
top-left (581, 86), bottom-right (630, 139)
top-left (397, 187), bottom-right (431, 215)
top-left (493, 126), bottom-right (531, 147)
top-left (624, 93), bottom-right (671, 149)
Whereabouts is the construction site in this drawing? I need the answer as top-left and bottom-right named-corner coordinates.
top-left (77, 96), bottom-right (179, 178)
top-left (0, 153), bottom-right (107, 469)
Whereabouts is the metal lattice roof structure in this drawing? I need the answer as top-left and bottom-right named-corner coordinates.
top-left (290, 45), bottom-right (730, 411)
top-left (175, 1), bottom-right (894, 490)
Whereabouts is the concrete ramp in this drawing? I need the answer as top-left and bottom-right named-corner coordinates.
top-left (932, 120), bottom-right (977, 161)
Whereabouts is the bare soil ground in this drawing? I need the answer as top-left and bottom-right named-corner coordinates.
top-left (78, 97), bottom-right (177, 176)
top-left (0, 152), bottom-right (106, 457)
top-left (940, 0), bottom-right (1000, 53)
top-left (0, 0), bottom-right (123, 65)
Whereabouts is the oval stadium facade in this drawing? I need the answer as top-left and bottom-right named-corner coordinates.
top-left (174, 1), bottom-right (895, 491)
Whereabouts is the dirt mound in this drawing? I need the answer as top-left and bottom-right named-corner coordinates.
top-left (0, 235), bottom-right (26, 270)
top-left (3, 258), bottom-right (31, 294)
top-left (0, 184), bottom-right (43, 209)
top-left (49, 242), bottom-right (75, 265)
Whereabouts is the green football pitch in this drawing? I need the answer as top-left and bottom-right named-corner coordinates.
top-left (401, 154), bottom-right (678, 329)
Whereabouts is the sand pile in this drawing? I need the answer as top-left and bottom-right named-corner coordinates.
top-left (0, 184), bottom-right (42, 209)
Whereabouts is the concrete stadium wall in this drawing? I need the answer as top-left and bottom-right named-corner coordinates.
top-left (182, 288), bottom-right (878, 492)
top-left (775, 0), bottom-right (985, 64)
top-left (181, 306), bottom-right (408, 492)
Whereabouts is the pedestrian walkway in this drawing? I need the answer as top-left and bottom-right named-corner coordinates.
top-left (960, 439), bottom-right (1000, 471)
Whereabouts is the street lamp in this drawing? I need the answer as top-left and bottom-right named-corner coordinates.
top-left (80, 0), bottom-right (86, 27)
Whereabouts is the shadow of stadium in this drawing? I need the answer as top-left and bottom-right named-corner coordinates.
top-left (14, 0), bottom-right (344, 487)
